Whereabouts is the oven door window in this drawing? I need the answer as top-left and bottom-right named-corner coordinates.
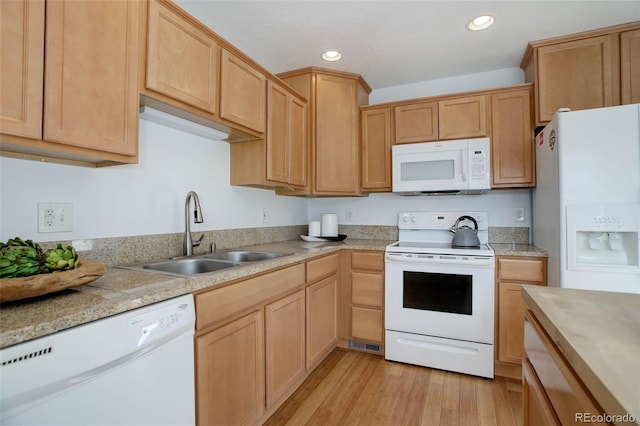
top-left (402, 271), bottom-right (472, 315)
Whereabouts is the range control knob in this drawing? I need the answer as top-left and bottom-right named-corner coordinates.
top-left (402, 214), bottom-right (411, 223)
top-left (411, 216), bottom-right (417, 222)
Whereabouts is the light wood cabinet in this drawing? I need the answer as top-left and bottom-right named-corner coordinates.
top-left (621, 28), bottom-right (640, 104)
top-left (1, 0), bottom-right (140, 165)
top-left (265, 289), bottom-right (305, 408)
top-left (348, 251), bottom-right (384, 345)
top-left (523, 359), bottom-right (561, 426)
top-left (360, 107), bottom-right (392, 192)
top-left (496, 256), bottom-right (546, 376)
top-left (0, 0), bottom-right (44, 140)
top-left (230, 79), bottom-right (306, 189)
top-left (145, 0), bottom-right (217, 113)
top-left (195, 310), bottom-right (265, 426)
top-left (306, 253), bottom-right (340, 368)
top-left (438, 95), bottom-right (489, 140)
top-left (521, 22), bottom-right (640, 126)
top-left (394, 101), bottom-right (438, 144)
top-left (277, 67), bottom-right (371, 196)
top-left (491, 86), bottom-right (535, 188)
top-left (524, 311), bottom-right (608, 426)
top-left (220, 48), bottom-right (266, 133)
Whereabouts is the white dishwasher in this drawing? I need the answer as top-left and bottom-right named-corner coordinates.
top-left (0, 294), bottom-right (195, 426)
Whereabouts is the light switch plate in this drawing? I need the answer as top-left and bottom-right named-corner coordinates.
top-left (38, 203), bottom-right (73, 233)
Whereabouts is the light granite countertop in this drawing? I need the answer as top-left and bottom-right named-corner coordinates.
top-left (0, 239), bottom-right (391, 349)
top-left (490, 243), bottom-right (547, 257)
top-left (522, 285), bottom-right (640, 425)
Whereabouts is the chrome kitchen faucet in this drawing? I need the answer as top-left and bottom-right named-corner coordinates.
top-left (183, 191), bottom-right (204, 256)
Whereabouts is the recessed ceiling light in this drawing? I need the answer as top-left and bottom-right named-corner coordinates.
top-left (467, 14), bottom-right (495, 31)
top-left (321, 50), bottom-right (342, 62)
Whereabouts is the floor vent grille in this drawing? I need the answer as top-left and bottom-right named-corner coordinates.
top-left (349, 340), bottom-right (383, 355)
top-left (1, 346), bottom-right (53, 367)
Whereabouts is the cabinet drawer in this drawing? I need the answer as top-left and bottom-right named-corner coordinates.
top-left (306, 253), bottom-right (340, 283)
top-left (351, 251), bottom-right (383, 271)
top-left (351, 272), bottom-right (383, 308)
top-left (498, 257), bottom-right (546, 282)
top-left (351, 307), bottom-right (383, 343)
top-left (196, 263), bottom-right (305, 329)
top-left (524, 311), bottom-right (606, 425)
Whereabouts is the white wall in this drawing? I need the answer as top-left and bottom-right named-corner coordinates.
top-left (0, 119), bottom-right (308, 242)
top-left (307, 190), bottom-right (532, 228)
top-left (370, 67), bottom-right (524, 104)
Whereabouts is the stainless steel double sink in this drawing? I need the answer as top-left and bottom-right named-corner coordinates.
top-left (119, 250), bottom-right (292, 277)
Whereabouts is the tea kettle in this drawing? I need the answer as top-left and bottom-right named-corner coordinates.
top-left (449, 215), bottom-right (480, 248)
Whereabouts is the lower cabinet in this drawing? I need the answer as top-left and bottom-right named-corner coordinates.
top-left (265, 289), bottom-right (306, 408)
top-left (306, 273), bottom-right (338, 369)
top-left (524, 311), bottom-right (607, 425)
top-left (349, 251), bottom-right (384, 345)
top-left (195, 310), bottom-right (265, 425)
top-left (495, 256), bottom-right (547, 377)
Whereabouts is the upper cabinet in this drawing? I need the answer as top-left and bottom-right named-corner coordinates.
top-left (491, 86), bottom-right (535, 188)
top-left (1, 0), bottom-right (141, 165)
top-left (277, 68), bottom-right (371, 196)
top-left (219, 49), bottom-right (266, 134)
top-left (141, 0), bottom-right (267, 141)
top-left (521, 22), bottom-right (640, 126)
top-left (230, 78), bottom-right (307, 189)
top-left (394, 102), bottom-right (438, 144)
top-left (438, 95), bottom-right (489, 140)
top-left (621, 28), bottom-right (640, 104)
top-left (0, 0), bottom-right (44, 140)
top-left (145, 0), bottom-right (218, 114)
top-left (361, 107), bottom-right (392, 192)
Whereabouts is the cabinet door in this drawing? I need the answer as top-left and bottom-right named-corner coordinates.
top-left (361, 108), bottom-right (392, 192)
top-left (265, 290), bottom-right (305, 408)
top-left (438, 95), bottom-right (488, 139)
top-left (536, 35), bottom-right (619, 123)
top-left (288, 95), bottom-right (307, 187)
top-left (497, 282), bottom-right (529, 364)
top-left (0, 0), bottom-right (44, 140)
top-left (523, 359), bottom-right (561, 426)
top-left (266, 80), bottom-right (289, 184)
top-left (44, 0), bottom-right (140, 156)
top-left (315, 74), bottom-right (359, 194)
top-left (491, 89), bottom-right (535, 187)
top-left (306, 274), bottom-right (338, 368)
top-left (146, 0), bottom-right (217, 113)
top-left (621, 28), bottom-right (640, 104)
top-left (220, 49), bottom-right (266, 133)
top-left (195, 310), bottom-right (265, 426)
top-left (394, 101), bottom-right (438, 144)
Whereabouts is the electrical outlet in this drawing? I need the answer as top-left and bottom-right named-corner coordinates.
top-left (514, 207), bottom-right (525, 223)
top-left (345, 209), bottom-right (354, 223)
top-left (260, 207), bottom-right (267, 223)
top-left (38, 203), bottom-right (73, 232)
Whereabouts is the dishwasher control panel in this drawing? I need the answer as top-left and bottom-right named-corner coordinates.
top-left (127, 296), bottom-right (195, 350)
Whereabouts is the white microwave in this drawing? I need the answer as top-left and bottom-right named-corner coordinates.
top-left (392, 138), bottom-right (491, 195)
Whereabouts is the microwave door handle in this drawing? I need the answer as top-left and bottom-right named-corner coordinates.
top-left (460, 153), bottom-right (467, 182)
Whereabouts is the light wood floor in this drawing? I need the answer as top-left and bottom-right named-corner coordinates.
top-left (265, 348), bottom-right (523, 426)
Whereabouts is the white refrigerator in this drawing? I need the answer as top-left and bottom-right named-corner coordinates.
top-left (532, 104), bottom-right (640, 294)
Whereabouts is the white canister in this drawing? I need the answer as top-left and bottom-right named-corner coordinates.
top-left (321, 213), bottom-right (338, 237)
top-left (308, 221), bottom-right (321, 237)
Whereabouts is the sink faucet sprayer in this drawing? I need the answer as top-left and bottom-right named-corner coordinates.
top-left (183, 191), bottom-right (204, 256)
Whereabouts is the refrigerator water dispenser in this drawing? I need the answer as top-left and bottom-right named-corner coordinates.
top-left (567, 204), bottom-right (640, 271)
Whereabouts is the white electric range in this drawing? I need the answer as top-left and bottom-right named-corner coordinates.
top-left (385, 211), bottom-right (495, 378)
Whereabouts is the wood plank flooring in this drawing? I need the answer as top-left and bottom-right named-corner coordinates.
top-left (265, 348), bottom-right (523, 426)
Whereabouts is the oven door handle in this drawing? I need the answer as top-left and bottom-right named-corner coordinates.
top-left (385, 253), bottom-right (494, 267)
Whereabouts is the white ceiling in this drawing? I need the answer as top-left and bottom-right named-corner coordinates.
top-left (175, 1), bottom-right (640, 90)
